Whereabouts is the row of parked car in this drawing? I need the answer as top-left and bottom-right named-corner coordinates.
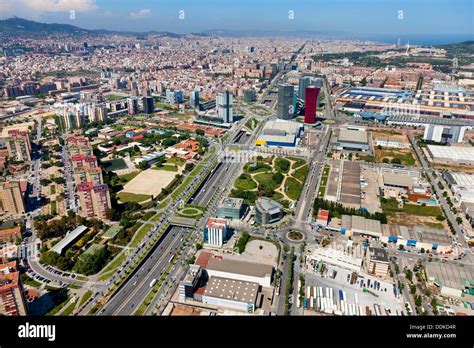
top-left (44, 265), bottom-right (77, 279)
top-left (22, 259), bottom-right (68, 288)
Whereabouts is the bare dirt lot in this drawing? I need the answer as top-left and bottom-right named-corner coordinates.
top-left (239, 239), bottom-right (279, 266)
top-left (121, 167), bottom-right (180, 197)
top-left (387, 212), bottom-right (448, 230)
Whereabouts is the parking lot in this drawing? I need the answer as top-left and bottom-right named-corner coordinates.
top-left (302, 263), bottom-right (405, 316)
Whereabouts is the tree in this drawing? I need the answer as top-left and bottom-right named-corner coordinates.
top-left (398, 244), bottom-right (405, 250)
top-left (137, 161), bottom-right (149, 170)
top-left (162, 137), bottom-right (177, 148)
top-left (456, 217), bottom-right (463, 224)
top-left (73, 247), bottom-right (108, 275)
top-left (195, 129), bottom-right (205, 136)
top-left (382, 158), bottom-right (389, 163)
top-left (436, 214), bottom-right (446, 221)
top-left (184, 163), bottom-right (194, 172)
top-left (410, 285), bottom-right (417, 294)
top-left (377, 145), bottom-right (382, 150)
top-left (390, 158), bottom-right (402, 164)
top-left (405, 269), bottom-right (413, 282)
top-left (415, 295), bottom-right (422, 307)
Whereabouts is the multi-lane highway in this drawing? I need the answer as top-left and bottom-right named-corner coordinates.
top-left (294, 125), bottom-right (332, 228)
top-left (100, 226), bottom-right (191, 315)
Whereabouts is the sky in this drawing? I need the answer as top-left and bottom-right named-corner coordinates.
top-left (0, 0), bottom-right (472, 43)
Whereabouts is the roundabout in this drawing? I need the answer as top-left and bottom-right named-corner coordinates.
top-left (177, 207), bottom-right (202, 218)
top-left (286, 230), bottom-right (305, 242)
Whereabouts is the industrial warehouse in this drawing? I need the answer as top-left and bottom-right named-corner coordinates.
top-left (256, 118), bottom-right (303, 147)
top-left (426, 145), bottom-right (474, 166)
top-left (171, 252), bottom-right (275, 314)
top-left (334, 128), bottom-right (370, 152)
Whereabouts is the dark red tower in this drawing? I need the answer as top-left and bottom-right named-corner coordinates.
top-left (304, 86), bottom-right (320, 124)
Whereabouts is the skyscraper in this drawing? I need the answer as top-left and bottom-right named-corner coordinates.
top-left (127, 97), bottom-right (139, 115)
top-left (166, 89), bottom-right (184, 104)
top-left (216, 91), bottom-right (233, 123)
top-left (243, 88), bottom-right (256, 103)
top-left (189, 89), bottom-right (200, 108)
top-left (203, 218), bottom-right (228, 247)
top-left (277, 83), bottom-right (294, 120)
top-left (77, 182), bottom-right (111, 219)
top-left (142, 96), bottom-right (154, 114)
top-left (304, 86), bottom-right (320, 124)
top-left (298, 76), bottom-right (311, 100)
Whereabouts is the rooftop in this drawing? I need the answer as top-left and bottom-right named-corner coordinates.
top-left (383, 173), bottom-right (414, 188)
top-left (255, 197), bottom-right (283, 214)
top-left (338, 129), bottom-right (369, 144)
top-left (206, 257), bottom-right (273, 279)
top-left (342, 215), bottom-right (382, 235)
top-left (218, 197), bottom-right (244, 209)
top-left (426, 262), bottom-right (474, 290)
top-left (51, 225), bottom-right (88, 254)
top-left (369, 247), bottom-right (389, 263)
top-left (427, 145), bottom-right (474, 162)
top-left (204, 276), bottom-right (259, 304)
top-left (206, 218), bottom-right (227, 230)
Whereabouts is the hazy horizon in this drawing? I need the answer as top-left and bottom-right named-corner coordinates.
top-left (0, 0), bottom-right (472, 45)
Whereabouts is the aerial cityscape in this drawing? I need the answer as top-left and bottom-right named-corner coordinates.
top-left (0, 0), bottom-right (473, 337)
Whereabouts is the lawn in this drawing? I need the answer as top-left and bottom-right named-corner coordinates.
top-left (60, 301), bottom-right (77, 316)
top-left (98, 269), bottom-right (116, 282)
top-left (118, 192), bottom-right (151, 203)
top-left (51, 201), bottom-right (57, 215)
top-left (23, 276), bottom-right (42, 288)
top-left (167, 157), bottom-right (185, 166)
top-left (320, 174), bottom-right (329, 187)
top-left (79, 290), bottom-right (93, 307)
top-left (99, 251), bottom-right (126, 276)
top-left (322, 165), bottom-right (330, 176)
top-left (156, 199), bottom-right (170, 210)
top-left (154, 165), bottom-right (178, 172)
top-left (375, 148), bottom-right (416, 166)
top-left (244, 162), bottom-right (272, 173)
top-left (254, 172), bottom-right (280, 190)
top-left (246, 118), bottom-right (259, 130)
top-left (130, 224), bottom-right (154, 248)
top-left (50, 185), bottom-right (56, 195)
top-left (293, 164), bottom-right (308, 182)
top-left (284, 177), bottom-right (303, 200)
top-left (46, 296), bottom-right (71, 316)
top-left (381, 198), bottom-right (443, 217)
top-left (288, 157), bottom-right (307, 169)
top-left (104, 94), bottom-right (124, 101)
top-left (151, 212), bottom-right (163, 222)
top-left (119, 171), bottom-right (140, 183)
top-left (68, 284), bottom-right (81, 290)
top-left (234, 173), bottom-right (257, 190)
top-left (318, 186), bottom-right (326, 197)
top-left (181, 208), bottom-right (201, 215)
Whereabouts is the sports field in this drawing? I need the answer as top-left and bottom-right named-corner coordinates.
top-left (121, 168), bottom-right (179, 197)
